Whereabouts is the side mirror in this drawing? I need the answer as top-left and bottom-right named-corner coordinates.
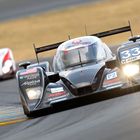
top-left (129, 35), bottom-right (140, 42)
top-left (19, 61), bottom-right (31, 69)
top-left (105, 59), bottom-right (117, 69)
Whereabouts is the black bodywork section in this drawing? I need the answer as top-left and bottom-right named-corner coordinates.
top-left (59, 63), bottom-right (105, 95)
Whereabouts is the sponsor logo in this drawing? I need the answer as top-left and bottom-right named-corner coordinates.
top-left (48, 87), bottom-right (67, 98)
top-left (72, 39), bottom-right (82, 45)
top-left (20, 68), bottom-right (37, 76)
top-left (106, 71), bottom-right (117, 80)
top-left (121, 56), bottom-right (140, 64)
top-left (21, 79), bottom-right (40, 86)
top-left (51, 87), bottom-right (64, 93)
top-left (20, 73), bottom-right (40, 80)
top-left (48, 91), bottom-right (66, 98)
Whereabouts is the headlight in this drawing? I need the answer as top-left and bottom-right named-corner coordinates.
top-left (2, 60), bottom-right (13, 74)
top-left (123, 63), bottom-right (139, 77)
top-left (26, 87), bottom-right (42, 100)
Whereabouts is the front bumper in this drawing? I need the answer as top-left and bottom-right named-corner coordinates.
top-left (27, 84), bottom-right (140, 117)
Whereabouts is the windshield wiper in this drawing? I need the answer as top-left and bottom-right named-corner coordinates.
top-left (65, 59), bottom-right (97, 69)
top-left (83, 59), bottom-right (98, 64)
top-left (65, 62), bottom-right (83, 68)
top-left (78, 49), bottom-right (83, 67)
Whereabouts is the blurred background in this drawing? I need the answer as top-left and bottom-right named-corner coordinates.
top-left (0, 0), bottom-right (139, 61)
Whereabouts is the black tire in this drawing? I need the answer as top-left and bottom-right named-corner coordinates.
top-left (20, 96), bottom-right (32, 117)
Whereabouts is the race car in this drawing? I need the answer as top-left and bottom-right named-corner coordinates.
top-left (16, 24), bottom-right (140, 117)
top-left (0, 48), bottom-right (16, 79)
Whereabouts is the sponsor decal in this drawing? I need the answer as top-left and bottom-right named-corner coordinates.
top-left (3, 50), bottom-right (10, 65)
top-left (103, 75), bottom-right (122, 89)
top-left (62, 41), bottom-right (91, 51)
top-left (20, 73), bottom-right (40, 80)
top-left (121, 56), bottom-right (140, 64)
top-left (51, 87), bottom-right (64, 93)
top-left (20, 68), bottom-right (37, 76)
top-left (48, 87), bottom-right (66, 98)
top-left (72, 40), bottom-right (91, 45)
top-left (106, 71), bottom-right (117, 80)
top-left (48, 91), bottom-right (65, 98)
top-left (104, 77), bottom-right (120, 85)
top-left (72, 39), bottom-right (82, 45)
top-left (21, 79), bottom-right (40, 86)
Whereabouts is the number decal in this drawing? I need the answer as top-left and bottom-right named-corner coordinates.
top-left (120, 50), bottom-right (131, 59)
top-left (131, 47), bottom-right (140, 56)
top-left (120, 46), bottom-right (140, 63)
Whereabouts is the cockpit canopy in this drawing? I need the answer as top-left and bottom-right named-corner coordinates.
top-left (53, 36), bottom-right (113, 72)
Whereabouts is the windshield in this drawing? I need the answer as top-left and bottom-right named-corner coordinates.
top-left (54, 42), bottom-right (107, 71)
top-left (61, 44), bottom-right (97, 68)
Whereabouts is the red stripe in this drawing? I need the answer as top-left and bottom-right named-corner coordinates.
top-left (48, 91), bottom-right (65, 98)
top-left (3, 50), bottom-right (10, 65)
top-left (103, 77), bottom-right (120, 85)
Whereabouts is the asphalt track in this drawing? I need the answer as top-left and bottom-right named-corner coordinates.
top-left (1, 1), bottom-right (140, 140)
top-left (1, 79), bottom-right (140, 140)
top-left (0, 0), bottom-right (99, 21)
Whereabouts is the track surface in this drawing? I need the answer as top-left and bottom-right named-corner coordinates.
top-left (1, 1), bottom-right (140, 140)
top-left (1, 79), bottom-right (140, 140)
top-left (0, 0), bottom-right (99, 21)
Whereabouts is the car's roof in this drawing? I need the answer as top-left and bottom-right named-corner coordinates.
top-left (118, 40), bottom-right (140, 51)
top-left (0, 48), bottom-right (10, 51)
top-left (57, 36), bottom-right (101, 51)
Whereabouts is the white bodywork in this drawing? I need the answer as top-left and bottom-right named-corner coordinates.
top-left (53, 36), bottom-right (114, 72)
top-left (0, 48), bottom-right (16, 79)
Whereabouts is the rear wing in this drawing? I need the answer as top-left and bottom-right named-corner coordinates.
top-left (34, 24), bottom-right (132, 55)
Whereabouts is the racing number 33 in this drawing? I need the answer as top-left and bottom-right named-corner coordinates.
top-left (121, 46), bottom-right (140, 59)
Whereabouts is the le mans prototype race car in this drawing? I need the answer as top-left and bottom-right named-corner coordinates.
top-left (17, 24), bottom-right (140, 117)
top-left (0, 48), bottom-right (16, 79)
